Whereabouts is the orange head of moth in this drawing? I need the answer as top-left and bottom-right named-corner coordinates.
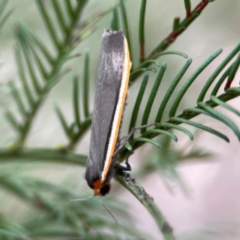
top-left (93, 179), bottom-right (111, 196)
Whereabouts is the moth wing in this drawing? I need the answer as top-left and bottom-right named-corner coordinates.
top-left (86, 30), bottom-right (125, 185)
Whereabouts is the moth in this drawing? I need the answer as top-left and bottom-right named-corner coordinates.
top-left (85, 29), bottom-right (131, 196)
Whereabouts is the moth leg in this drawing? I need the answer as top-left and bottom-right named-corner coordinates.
top-left (115, 157), bottom-right (131, 171)
top-left (114, 123), bottom-right (157, 156)
top-left (125, 157), bottom-right (131, 171)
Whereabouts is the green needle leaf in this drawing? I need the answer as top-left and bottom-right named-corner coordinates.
top-left (211, 95), bottom-right (240, 117)
top-left (153, 51), bottom-right (188, 59)
top-left (159, 123), bottom-right (194, 140)
top-left (139, 0), bottom-right (146, 46)
top-left (119, 0), bottom-right (132, 59)
top-left (145, 129), bottom-right (178, 142)
top-left (139, 0), bottom-right (146, 61)
top-left (183, 107), bottom-right (207, 116)
top-left (155, 58), bottom-right (192, 122)
top-left (130, 67), bottom-right (157, 76)
top-left (16, 24), bottom-right (51, 77)
top-left (83, 52), bottom-right (90, 118)
top-left (8, 81), bottom-right (26, 116)
top-left (226, 87), bottom-right (240, 95)
top-left (5, 111), bottom-right (21, 132)
top-left (54, 104), bottom-right (71, 139)
top-left (140, 60), bottom-right (161, 67)
top-left (0, 9), bottom-right (13, 29)
top-left (28, 29), bottom-right (54, 65)
top-left (64, 0), bottom-right (74, 19)
top-left (129, 74), bottom-right (149, 138)
top-left (73, 74), bottom-right (81, 128)
top-left (0, 229), bottom-right (22, 238)
top-left (184, 0), bottom-right (191, 10)
top-left (171, 117), bottom-right (229, 142)
top-left (15, 48), bottom-right (35, 108)
top-left (169, 49), bottom-right (222, 117)
top-left (0, 0), bottom-right (8, 17)
top-left (227, 53), bottom-right (240, 86)
top-left (172, 17), bottom-right (180, 32)
top-left (52, 0), bottom-right (67, 34)
top-left (17, 36), bottom-right (41, 94)
top-left (211, 64), bottom-right (232, 96)
top-left (111, 6), bottom-right (119, 31)
top-left (198, 102), bottom-right (240, 141)
top-left (198, 43), bottom-right (240, 102)
top-left (141, 63), bottom-right (167, 133)
top-left (27, 43), bottom-right (48, 80)
top-left (124, 142), bottom-right (133, 152)
top-left (35, 0), bottom-right (60, 50)
top-left (133, 137), bottom-right (160, 148)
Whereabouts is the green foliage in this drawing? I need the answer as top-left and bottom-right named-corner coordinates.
top-left (0, 0), bottom-right (240, 240)
top-left (0, 0), bottom-right (12, 30)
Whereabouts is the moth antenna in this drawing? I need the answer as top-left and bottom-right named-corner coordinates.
top-left (59, 194), bottom-right (94, 205)
top-left (60, 237), bottom-right (81, 240)
top-left (99, 196), bottom-right (119, 225)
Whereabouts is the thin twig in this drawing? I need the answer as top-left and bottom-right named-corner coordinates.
top-left (0, 148), bottom-right (87, 165)
top-left (115, 171), bottom-right (175, 240)
top-left (130, 0), bottom-right (213, 83)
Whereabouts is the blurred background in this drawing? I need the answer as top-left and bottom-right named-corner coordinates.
top-left (0, 0), bottom-right (240, 239)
